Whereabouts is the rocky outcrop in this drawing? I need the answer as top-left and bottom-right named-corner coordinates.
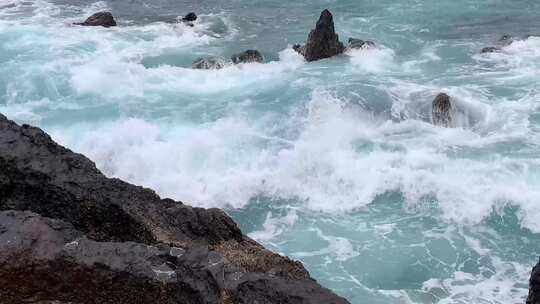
top-left (183, 12), bottom-right (197, 22)
top-left (181, 12), bottom-right (197, 27)
top-left (432, 93), bottom-right (453, 127)
top-left (0, 210), bottom-right (224, 304)
top-left (0, 113), bottom-right (349, 304)
top-left (528, 259), bottom-right (540, 304)
top-left (295, 9), bottom-right (344, 62)
top-left (231, 50), bottom-right (264, 64)
top-left (346, 38), bottom-right (375, 51)
top-left (193, 57), bottom-right (227, 69)
top-left (0, 114), bottom-right (242, 245)
top-left (74, 12), bottom-right (117, 27)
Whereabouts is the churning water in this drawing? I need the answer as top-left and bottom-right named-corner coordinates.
top-left (1, 0), bottom-right (540, 303)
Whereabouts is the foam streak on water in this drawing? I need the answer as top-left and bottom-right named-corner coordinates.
top-left (1, 0), bottom-right (540, 303)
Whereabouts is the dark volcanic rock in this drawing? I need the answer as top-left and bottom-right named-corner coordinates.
top-left (192, 57), bottom-right (226, 69)
top-left (481, 46), bottom-right (500, 53)
top-left (432, 93), bottom-right (453, 127)
top-left (234, 274), bottom-right (349, 304)
top-left (0, 113), bottom-right (350, 304)
top-left (0, 210), bottom-right (223, 303)
top-left (183, 12), bottom-right (197, 22)
top-left (231, 50), bottom-right (264, 64)
top-left (301, 9), bottom-right (344, 62)
top-left (0, 210), bottom-right (349, 304)
top-left (528, 259), bottom-right (540, 304)
top-left (74, 12), bottom-right (117, 27)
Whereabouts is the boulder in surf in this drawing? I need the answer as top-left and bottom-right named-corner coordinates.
top-left (74, 12), bottom-right (117, 28)
top-left (231, 50), bottom-right (264, 64)
top-left (182, 12), bottom-right (197, 22)
top-left (432, 93), bottom-right (453, 127)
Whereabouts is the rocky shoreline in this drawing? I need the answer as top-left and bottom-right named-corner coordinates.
top-left (0, 113), bottom-right (349, 303)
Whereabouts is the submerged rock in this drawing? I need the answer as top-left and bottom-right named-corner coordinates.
top-left (231, 50), bottom-right (264, 64)
top-left (0, 113), bottom-right (350, 304)
top-left (346, 38), bottom-right (375, 51)
top-left (480, 35), bottom-right (514, 53)
top-left (481, 46), bottom-right (500, 53)
top-left (499, 34), bottom-right (513, 45)
top-left (192, 57), bottom-right (227, 69)
top-left (301, 9), bottom-right (344, 62)
top-left (432, 93), bottom-right (453, 127)
top-left (74, 11), bottom-right (117, 27)
top-left (528, 259), bottom-right (540, 304)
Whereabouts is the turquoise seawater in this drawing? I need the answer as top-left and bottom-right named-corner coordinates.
top-left (1, 0), bottom-right (540, 303)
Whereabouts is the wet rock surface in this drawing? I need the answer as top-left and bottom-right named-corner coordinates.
top-left (528, 259), bottom-right (540, 304)
top-left (0, 113), bottom-right (349, 304)
top-left (183, 12), bottom-right (197, 22)
top-left (74, 12), bottom-right (117, 27)
top-left (297, 9), bottom-right (344, 62)
top-left (231, 50), bottom-right (264, 64)
top-left (0, 210), bottom-right (221, 304)
top-left (432, 93), bottom-right (453, 127)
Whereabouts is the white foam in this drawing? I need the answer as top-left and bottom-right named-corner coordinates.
top-left (473, 36), bottom-right (540, 85)
top-left (346, 46), bottom-right (396, 73)
top-left (292, 228), bottom-right (359, 262)
top-left (52, 86), bottom-right (540, 233)
top-left (249, 209), bottom-right (298, 242)
top-left (422, 258), bottom-right (529, 304)
top-left (69, 48), bottom-right (304, 98)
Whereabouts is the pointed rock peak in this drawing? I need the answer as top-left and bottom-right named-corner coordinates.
top-left (316, 9), bottom-right (334, 29)
top-left (302, 9), bottom-right (344, 62)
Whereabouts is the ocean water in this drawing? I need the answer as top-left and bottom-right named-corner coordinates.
top-left (1, 0), bottom-right (540, 302)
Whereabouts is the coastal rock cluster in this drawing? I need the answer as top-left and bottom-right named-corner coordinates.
top-left (293, 9), bottom-right (374, 61)
top-left (0, 113), bottom-right (349, 304)
top-left (73, 9), bottom-right (508, 130)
